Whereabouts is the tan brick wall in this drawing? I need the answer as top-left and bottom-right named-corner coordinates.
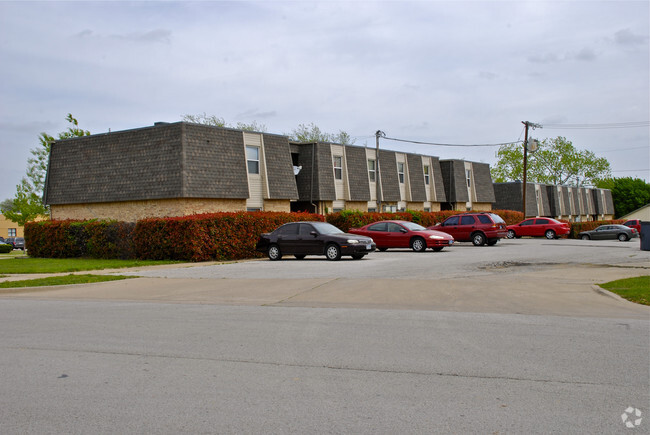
top-left (0, 214), bottom-right (24, 238)
top-left (345, 201), bottom-right (368, 212)
top-left (472, 202), bottom-right (493, 211)
top-left (51, 198), bottom-right (248, 222)
top-left (263, 200), bottom-right (291, 212)
top-left (406, 202), bottom-right (424, 211)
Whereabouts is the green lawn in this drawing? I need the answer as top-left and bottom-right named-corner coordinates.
top-left (599, 276), bottom-right (650, 306)
top-left (0, 274), bottom-right (134, 289)
top-left (0, 257), bottom-right (180, 274)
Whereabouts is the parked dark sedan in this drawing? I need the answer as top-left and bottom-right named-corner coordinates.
top-left (4, 237), bottom-right (25, 250)
top-left (349, 220), bottom-right (454, 252)
top-left (578, 224), bottom-right (638, 241)
top-left (256, 221), bottom-right (376, 261)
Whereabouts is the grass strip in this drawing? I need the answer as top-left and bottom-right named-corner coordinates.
top-left (0, 274), bottom-right (135, 290)
top-left (599, 276), bottom-right (650, 306)
top-left (0, 257), bottom-right (180, 274)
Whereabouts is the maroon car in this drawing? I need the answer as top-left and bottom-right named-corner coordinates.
top-left (430, 212), bottom-right (507, 246)
top-left (507, 218), bottom-right (570, 240)
top-left (349, 220), bottom-right (454, 252)
top-left (623, 219), bottom-right (642, 233)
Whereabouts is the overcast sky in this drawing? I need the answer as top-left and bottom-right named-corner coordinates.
top-left (1, 0), bottom-right (648, 202)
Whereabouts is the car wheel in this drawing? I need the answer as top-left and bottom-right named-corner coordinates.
top-left (432, 247), bottom-right (443, 252)
top-left (507, 229), bottom-right (515, 239)
top-left (487, 239), bottom-right (498, 246)
top-left (268, 244), bottom-right (282, 261)
top-left (351, 254), bottom-right (365, 260)
top-left (294, 254), bottom-right (306, 260)
top-left (471, 232), bottom-right (486, 246)
top-left (325, 243), bottom-right (341, 261)
top-left (545, 230), bottom-right (556, 240)
top-left (411, 237), bottom-right (426, 252)
top-left (617, 233), bottom-right (629, 242)
top-left (581, 234), bottom-right (590, 240)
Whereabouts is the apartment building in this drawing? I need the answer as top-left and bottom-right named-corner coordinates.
top-left (44, 122), bottom-right (499, 221)
top-left (493, 182), bottom-right (615, 221)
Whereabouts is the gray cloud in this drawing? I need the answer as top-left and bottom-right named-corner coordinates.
top-left (614, 28), bottom-right (647, 46)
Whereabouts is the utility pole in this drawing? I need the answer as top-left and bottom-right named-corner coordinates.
top-left (521, 121), bottom-right (541, 217)
top-left (375, 130), bottom-right (385, 212)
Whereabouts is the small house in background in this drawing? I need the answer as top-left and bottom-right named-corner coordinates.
top-left (0, 214), bottom-right (23, 239)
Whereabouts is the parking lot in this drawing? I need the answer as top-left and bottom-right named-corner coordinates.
top-left (4, 238), bottom-right (649, 318)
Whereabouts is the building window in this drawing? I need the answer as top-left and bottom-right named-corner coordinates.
top-left (423, 165), bottom-right (430, 185)
top-left (466, 169), bottom-right (471, 188)
top-left (246, 208), bottom-right (262, 212)
top-left (397, 162), bottom-right (405, 184)
top-left (246, 146), bottom-right (260, 174)
top-left (333, 156), bottom-right (342, 180)
top-left (8, 228), bottom-right (16, 237)
top-left (368, 159), bottom-right (376, 182)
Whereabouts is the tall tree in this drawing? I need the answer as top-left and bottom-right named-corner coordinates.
top-left (1, 114), bottom-right (90, 225)
top-left (491, 136), bottom-right (611, 186)
top-left (596, 177), bottom-right (650, 218)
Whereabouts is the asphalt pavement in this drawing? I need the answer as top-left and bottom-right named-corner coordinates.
top-left (0, 237), bottom-right (648, 434)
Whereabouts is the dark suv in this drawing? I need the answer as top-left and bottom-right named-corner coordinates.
top-left (429, 212), bottom-right (507, 246)
top-left (4, 237), bottom-right (25, 250)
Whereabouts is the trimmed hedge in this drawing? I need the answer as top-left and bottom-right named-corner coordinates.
top-left (133, 212), bottom-right (323, 262)
top-left (326, 209), bottom-right (525, 232)
top-left (25, 220), bottom-right (136, 259)
top-left (25, 212), bottom-right (323, 262)
top-left (0, 244), bottom-right (13, 253)
top-left (23, 211), bottom-right (628, 261)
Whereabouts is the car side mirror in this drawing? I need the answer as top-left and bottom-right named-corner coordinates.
top-left (400, 229), bottom-right (408, 233)
top-left (310, 231), bottom-right (318, 237)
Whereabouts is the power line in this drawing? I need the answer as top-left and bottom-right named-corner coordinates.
top-left (382, 135), bottom-right (522, 147)
top-left (542, 121), bottom-right (650, 130)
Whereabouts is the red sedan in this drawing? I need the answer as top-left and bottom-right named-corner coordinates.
top-left (506, 218), bottom-right (570, 240)
top-left (349, 220), bottom-right (454, 252)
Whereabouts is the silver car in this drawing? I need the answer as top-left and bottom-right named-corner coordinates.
top-left (578, 224), bottom-right (638, 241)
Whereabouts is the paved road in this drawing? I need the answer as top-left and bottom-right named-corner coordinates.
top-left (0, 238), bottom-right (648, 433)
top-left (0, 301), bottom-right (648, 434)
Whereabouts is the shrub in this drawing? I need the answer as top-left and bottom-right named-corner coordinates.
top-left (24, 220), bottom-right (135, 259)
top-left (133, 212), bottom-right (324, 262)
top-left (0, 244), bottom-right (13, 253)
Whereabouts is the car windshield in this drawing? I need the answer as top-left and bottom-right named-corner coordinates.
top-left (402, 222), bottom-right (426, 231)
top-left (312, 222), bottom-right (344, 235)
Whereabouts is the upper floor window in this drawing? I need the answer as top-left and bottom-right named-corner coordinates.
top-left (368, 159), bottom-right (376, 182)
top-left (8, 228), bottom-right (16, 237)
top-left (246, 146), bottom-right (260, 174)
top-left (333, 156), bottom-right (342, 180)
top-left (423, 165), bottom-right (430, 185)
top-left (397, 162), bottom-right (405, 184)
top-left (466, 169), bottom-right (471, 188)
